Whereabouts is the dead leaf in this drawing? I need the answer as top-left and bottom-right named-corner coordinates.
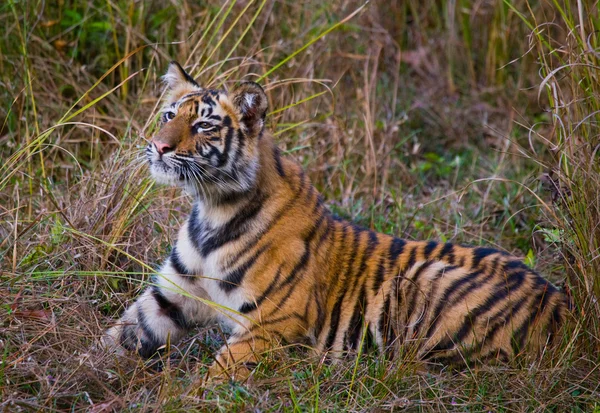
top-left (14, 309), bottom-right (52, 321)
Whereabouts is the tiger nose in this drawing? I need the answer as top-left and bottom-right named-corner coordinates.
top-left (153, 140), bottom-right (175, 155)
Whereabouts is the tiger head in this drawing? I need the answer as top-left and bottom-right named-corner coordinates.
top-left (147, 62), bottom-right (268, 200)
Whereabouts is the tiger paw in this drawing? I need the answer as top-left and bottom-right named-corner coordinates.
top-left (205, 360), bottom-right (255, 384)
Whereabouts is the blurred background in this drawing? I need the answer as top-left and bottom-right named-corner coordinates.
top-left (1, 1), bottom-right (599, 411)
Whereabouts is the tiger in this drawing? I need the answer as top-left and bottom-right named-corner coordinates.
top-left (102, 61), bottom-right (568, 380)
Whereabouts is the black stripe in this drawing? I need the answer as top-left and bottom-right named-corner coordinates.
top-left (248, 313), bottom-right (303, 332)
top-left (497, 268), bottom-right (527, 293)
top-left (136, 307), bottom-right (162, 359)
top-left (151, 286), bottom-right (189, 330)
top-left (314, 286), bottom-right (326, 340)
top-left (389, 238), bottom-right (406, 261)
top-left (547, 302), bottom-right (564, 343)
top-left (512, 286), bottom-right (552, 351)
top-left (372, 256), bottom-right (386, 294)
top-left (201, 94), bottom-right (216, 106)
top-left (364, 231), bottom-right (379, 262)
top-left (461, 271), bottom-right (532, 351)
top-left (226, 177), bottom-right (306, 265)
top-left (239, 302), bottom-right (257, 314)
top-left (378, 293), bottom-right (392, 348)
top-left (315, 216), bottom-right (333, 250)
top-left (365, 327), bottom-right (376, 351)
top-left (420, 339), bottom-right (455, 359)
top-left (187, 204), bottom-right (206, 253)
top-left (485, 255), bottom-right (502, 277)
top-left (424, 267), bottom-right (484, 340)
top-left (302, 285), bottom-right (316, 322)
top-left (445, 262), bottom-right (507, 309)
top-left (411, 264), bottom-right (446, 337)
top-left (232, 129), bottom-right (246, 164)
top-left (216, 122), bottom-right (234, 167)
top-left (451, 298), bottom-right (495, 346)
top-left (427, 351), bottom-right (473, 366)
top-left (120, 323), bottom-right (138, 351)
top-left (200, 191), bottom-right (267, 256)
top-left (445, 272), bottom-right (534, 351)
top-left (273, 146), bottom-right (286, 177)
top-left (505, 260), bottom-right (529, 271)
top-left (406, 245), bottom-right (417, 270)
top-left (347, 230), bottom-right (378, 300)
top-left (250, 266), bottom-right (283, 309)
top-left (481, 293), bottom-right (529, 347)
top-left (423, 240), bottom-right (437, 257)
top-left (217, 187), bottom-right (253, 206)
top-left (347, 284), bottom-right (367, 349)
top-left (280, 213), bottom-right (325, 289)
top-left (314, 223), bottom-right (345, 343)
top-left (268, 212), bottom-right (327, 314)
top-left (219, 243), bottom-right (271, 292)
top-left (550, 303), bottom-right (563, 327)
top-left (392, 274), bottom-right (404, 343)
top-left (171, 61), bottom-right (200, 87)
top-left (488, 283), bottom-right (529, 328)
top-left (170, 247), bottom-right (191, 276)
top-left (439, 243), bottom-right (455, 265)
top-left (403, 261), bottom-right (436, 320)
top-left (324, 226), bottom-right (360, 350)
top-left (472, 247), bottom-right (502, 268)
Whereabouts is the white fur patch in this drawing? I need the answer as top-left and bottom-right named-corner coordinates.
top-left (162, 72), bottom-right (182, 89)
top-left (156, 260), bottom-right (216, 326)
top-left (137, 289), bottom-right (185, 342)
top-left (182, 204), bottom-right (252, 332)
top-left (243, 93), bottom-right (256, 112)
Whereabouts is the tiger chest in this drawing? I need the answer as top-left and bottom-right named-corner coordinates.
top-left (175, 213), bottom-right (252, 330)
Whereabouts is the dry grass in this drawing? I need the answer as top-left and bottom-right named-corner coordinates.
top-left (1, 0), bottom-right (599, 411)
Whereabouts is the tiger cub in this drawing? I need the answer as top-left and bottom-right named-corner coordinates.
top-left (103, 62), bottom-right (568, 380)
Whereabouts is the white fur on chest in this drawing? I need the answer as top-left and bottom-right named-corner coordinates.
top-left (174, 205), bottom-right (249, 331)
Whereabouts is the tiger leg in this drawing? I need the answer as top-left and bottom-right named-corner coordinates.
top-left (102, 263), bottom-right (215, 358)
top-left (207, 333), bottom-right (273, 381)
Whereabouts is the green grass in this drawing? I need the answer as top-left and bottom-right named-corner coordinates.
top-left (1, 0), bottom-right (600, 411)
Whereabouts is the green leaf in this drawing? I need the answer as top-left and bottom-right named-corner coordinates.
top-left (524, 249), bottom-right (536, 267)
top-left (89, 21), bottom-right (112, 32)
top-left (540, 228), bottom-right (562, 244)
top-left (61, 9), bottom-right (83, 27)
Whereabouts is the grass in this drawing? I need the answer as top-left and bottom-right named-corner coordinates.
top-left (1, 0), bottom-right (599, 411)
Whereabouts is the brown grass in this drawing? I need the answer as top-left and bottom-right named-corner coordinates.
top-left (1, 0), bottom-right (599, 411)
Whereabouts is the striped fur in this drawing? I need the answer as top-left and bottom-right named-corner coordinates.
top-left (103, 62), bottom-right (568, 379)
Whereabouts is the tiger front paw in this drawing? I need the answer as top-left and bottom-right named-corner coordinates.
top-left (100, 303), bottom-right (165, 359)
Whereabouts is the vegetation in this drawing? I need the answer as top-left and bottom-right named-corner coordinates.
top-left (1, 0), bottom-right (599, 411)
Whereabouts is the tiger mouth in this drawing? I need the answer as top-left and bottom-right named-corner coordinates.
top-left (148, 153), bottom-right (208, 186)
top-left (146, 151), bottom-right (183, 183)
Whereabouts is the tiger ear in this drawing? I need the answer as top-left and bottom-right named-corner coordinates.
top-left (230, 81), bottom-right (268, 133)
top-left (162, 61), bottom-right (200, 89)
